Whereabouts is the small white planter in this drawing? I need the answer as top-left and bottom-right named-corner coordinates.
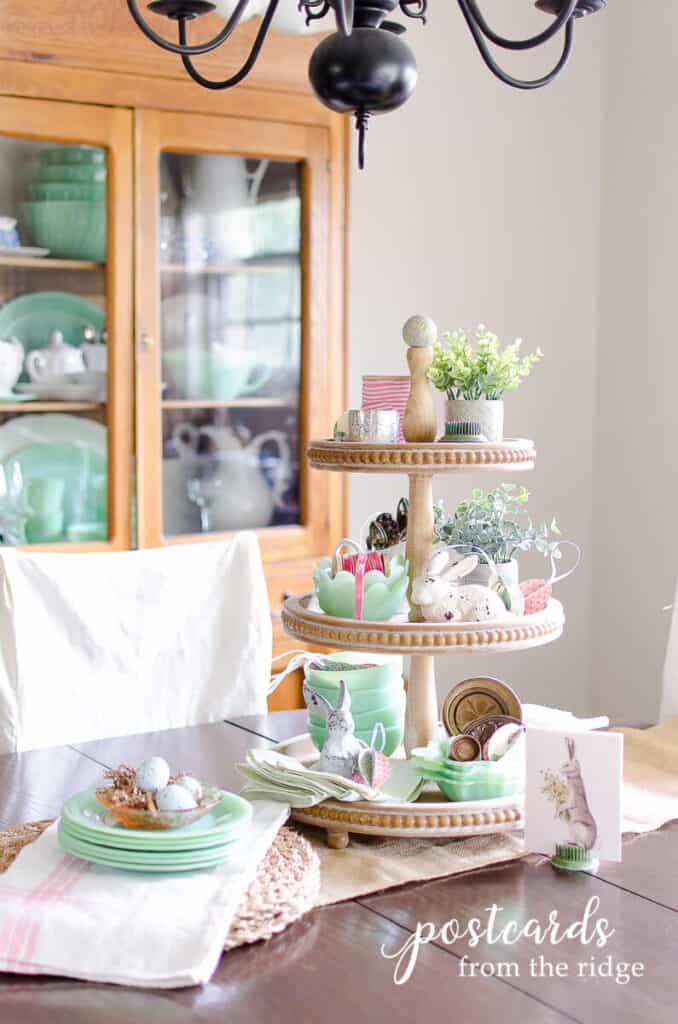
top-left (445, 399), bottom-right (504, 442)
top-left (463, 557), bottom-right (518, 589)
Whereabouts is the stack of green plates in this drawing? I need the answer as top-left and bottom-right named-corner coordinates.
top-left (58, 789), bottom-right (252, 873)
top-left (411, 741), bottom-right (522, 802)
top-left (305, 652), bottom-right (405, 755)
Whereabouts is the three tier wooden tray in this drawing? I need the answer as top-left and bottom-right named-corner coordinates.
top-left (281, 333), bottom-right (564, 847)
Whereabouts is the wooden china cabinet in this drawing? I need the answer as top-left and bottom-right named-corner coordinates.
top-left (0, 1), bottom-right (348, 708)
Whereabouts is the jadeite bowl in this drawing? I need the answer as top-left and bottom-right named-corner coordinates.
top-left (313, 554), bottom-right (409, 621)
top-left (309, 692), bottom-right (406, 731)
top-left (305, 651), bottom-right (403, 691)
top-left (309, 679), bottom-right (405, 715)
top-left (22, 201), bottom-right (106, 261)
top-left (28, 181), bottom-right (106, 202)
top-left (39, 145), bottom-right (106, 167)
top-left (309, 720), bottom-right (404, 757)
top-left (35, 163), bottom-right (107, 184)
top-left (432, 773), bottom-right (522, 802)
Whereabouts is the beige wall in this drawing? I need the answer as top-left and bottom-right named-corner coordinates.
top-left (592, 1), bottom-right (678, 722)
top-left (346, 2), bottom-right (608, 713)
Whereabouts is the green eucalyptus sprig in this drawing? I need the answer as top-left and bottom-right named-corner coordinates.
top-left (429, 324), bottom-right (543, 400)
top-left (433, 484), bottom-right (561, 565)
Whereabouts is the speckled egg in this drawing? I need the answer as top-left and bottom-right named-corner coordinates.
top-left (135, 756), bottom-right (171, 794)
top-left (175, 775), bottom-right (203, 802)
top-left (156, 784), bottom-right (198, 812)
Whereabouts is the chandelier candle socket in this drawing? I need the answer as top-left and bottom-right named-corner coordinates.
top-left (127, 0), bottom-right (607, 168)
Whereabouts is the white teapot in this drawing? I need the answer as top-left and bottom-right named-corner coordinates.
top-left (26, 329), bottom-right (85, 383)
top-left (173, 423), bottom-right (292, 531)
top-left (0, 336), bottom-right (24, 395)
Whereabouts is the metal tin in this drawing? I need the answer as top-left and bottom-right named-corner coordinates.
top-left (347, 408), bottom-right (400, 443)
top-left (461, 713), bottom-right (522, 750)
top-left (448, 734), bottom-right (482, 762)
top-left (441, 676), bottom-right (522, 736)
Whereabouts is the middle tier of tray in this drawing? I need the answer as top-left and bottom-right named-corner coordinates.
top-left (282, 593), bottom-right (564, 654)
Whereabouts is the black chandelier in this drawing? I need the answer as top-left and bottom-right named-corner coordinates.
top-left (128, 0), bottom-right (607, 167)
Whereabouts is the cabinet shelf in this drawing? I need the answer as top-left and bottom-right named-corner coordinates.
top-left (160, 259), bottom-right (297, 276)
top-left (0, 401), bottom-right (104, 413)
top-left (0, 256), bottom-right (104, 272)
top-left (162, 398), bottom-right (296, 410)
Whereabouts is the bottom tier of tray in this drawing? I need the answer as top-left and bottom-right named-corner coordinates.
top-left (275, 734), bottom-right (523, 848)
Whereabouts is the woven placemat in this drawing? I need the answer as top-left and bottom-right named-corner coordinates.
top-left (0, 820), bottom-right (320, 950)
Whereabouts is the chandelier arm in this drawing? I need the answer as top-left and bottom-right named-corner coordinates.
top-left (457, 0), bottom-right (578, 51)
top-left (457, 5), bottom-right (574, 89)
top-left (126, 0), bottom-right (251, 56)
top-left (333, 0), bottom-right (355, 37)
top-left (178, 0), bottom-right (280, 89)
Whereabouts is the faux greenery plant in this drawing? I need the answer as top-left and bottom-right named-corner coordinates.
top-left (429, 324), bottom-right (543, 400)
top-left (433, 484), bottom-right (561, 565)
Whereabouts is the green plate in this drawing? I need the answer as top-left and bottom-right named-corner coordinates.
top-left (58, 823), bottom-right (234, 872)
top-left (61, 788), bottom-right (252, 851)
top-left (3, 443), bottom-right (107, 540)
top-left (0, 291), bottom-right (105, 376)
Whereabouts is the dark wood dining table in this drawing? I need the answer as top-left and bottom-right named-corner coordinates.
top-left (0, 709), bottom-right (676, 1024)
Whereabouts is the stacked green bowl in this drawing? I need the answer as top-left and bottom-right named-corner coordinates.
top-left (22, 146), bottom-right (107, 261)
top-left (411, 737), bottom-right (523, 802)
top-left (305, 651), bottom-right (405, 756)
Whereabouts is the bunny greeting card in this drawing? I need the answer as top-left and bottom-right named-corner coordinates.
top-left (525, 727), bottom-right (623, 862)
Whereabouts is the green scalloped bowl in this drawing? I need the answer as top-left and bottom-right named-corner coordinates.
top-left (34, 163), bottom-right (107, 184)
top-left (309, 692), bottom-right (405, 731)
top-left (28, 181), bottom-right (106, 202)
top-left (313, 554), bottom-right (409, 621)
top-left (308, 679), bottom-right (405, 714)
top-left (434, 773), bottom-right (522, 802)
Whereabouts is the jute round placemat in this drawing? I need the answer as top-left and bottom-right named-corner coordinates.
top-left (0, 820), bottom-right (319, 950)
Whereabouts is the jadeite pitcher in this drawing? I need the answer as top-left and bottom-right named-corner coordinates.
top-left (173, 423), bottom-right (292, 530)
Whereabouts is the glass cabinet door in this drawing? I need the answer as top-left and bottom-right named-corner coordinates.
top-left (0, 97), bottom-right (133, 549)
top-left (135, 111), bottom-right (334, 561)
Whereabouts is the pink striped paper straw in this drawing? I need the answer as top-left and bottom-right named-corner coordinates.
top-left (361, 375), bottom-right (411, 442)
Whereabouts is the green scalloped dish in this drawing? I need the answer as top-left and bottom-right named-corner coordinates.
top-left (308, 680), bottom-right (405, 715)
top-left (313, 553), bottom-right (409, 620)
top-left (57, 822), bottom-right (234, 872)
top-left (0, 291), bottom-right (105, 372)
top-left (309, 693), bottom-right (405, 731)
top-left (61, 788), bottom-right (252, 851)
top-left (309, 720), bottom-right (404, 756)
top-left (424, 773), bottom-right (522, 802)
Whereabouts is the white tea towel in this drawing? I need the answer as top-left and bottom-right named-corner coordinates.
top-left (0, 800), bottom-right (288, 988)
top-left (0, 535), bottom-right (272, 753)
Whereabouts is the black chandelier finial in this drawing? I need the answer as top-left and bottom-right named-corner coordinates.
top-left (126, 0), bottom-right (607, 168)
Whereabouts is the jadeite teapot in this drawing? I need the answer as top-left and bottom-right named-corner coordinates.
top-left (173, 423), bottom-right (292, 530)
top-left (26, 329), bottom-right (85, 382)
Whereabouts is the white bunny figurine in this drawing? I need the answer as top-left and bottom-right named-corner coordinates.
top-left (303, 679), bottom-right (364, 779)
top-left (410, 549), bottom-right (507, 623)
top-left (559, 737), bottom-right (598, 850)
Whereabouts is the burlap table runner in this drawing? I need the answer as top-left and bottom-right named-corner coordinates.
top-left (305, 720), bottom-right (678, 907)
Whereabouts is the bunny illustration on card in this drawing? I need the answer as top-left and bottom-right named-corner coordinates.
top-left (558, 737), bottom-right (598, 850)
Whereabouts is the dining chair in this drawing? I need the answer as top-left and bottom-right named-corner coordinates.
top-left (0, 533), bottom-right (272, 753)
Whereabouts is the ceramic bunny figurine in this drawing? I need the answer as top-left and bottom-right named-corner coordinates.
top-left (410, 549), bottom-right (507, 623)
top-left (559, 737), bottom-right (598, 850)
top-left (303, 680), bottom-right (364, 779)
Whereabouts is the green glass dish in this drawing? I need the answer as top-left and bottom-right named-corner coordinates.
top-left (433, 773), bottom-right (522, 802)
top-left (22, 200), bottom-right (106, 261)
top-left (61, 788), bottom-right (252, 850)
top-left (0, 291), bottom-right (105, 366)
top-left (57, 823), bottom-right (235, 872)
top-left (313, 553), bottom-right (409, 621)
top-left (309, 720), bottom-right (404, 756)
top-left (39, 145), bottom-right (106, 167)
top-left (28, 181), bottom-right (107, 202)
top-left (309, 679), bottom-right (405, 715)
top-left (305, 651), bottom-right (403, 691)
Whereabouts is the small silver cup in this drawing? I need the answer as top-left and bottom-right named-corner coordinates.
top-left (347, 409), bottom-right (400, 443)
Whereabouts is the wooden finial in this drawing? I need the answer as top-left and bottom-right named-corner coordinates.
top-left (402, 315), bottom-right (438, 443)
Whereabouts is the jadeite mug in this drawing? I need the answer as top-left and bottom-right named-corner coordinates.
top-left (162, 348), bottom-right (272, 401)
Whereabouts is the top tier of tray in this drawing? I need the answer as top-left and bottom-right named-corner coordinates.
top-left (307, 438), bottom-right (536, 474)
